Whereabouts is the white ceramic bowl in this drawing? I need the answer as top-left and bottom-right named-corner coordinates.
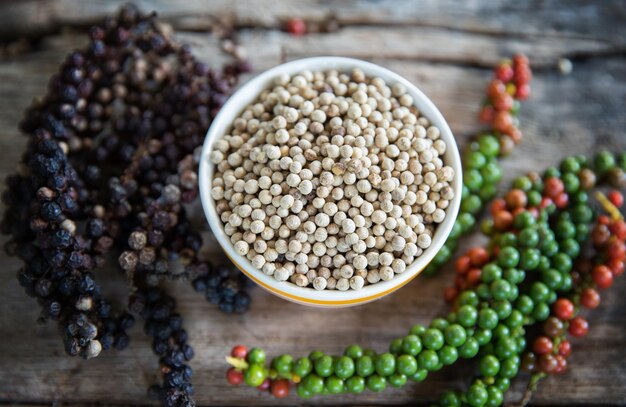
top-left (199, 57), bottom-right (462, 308)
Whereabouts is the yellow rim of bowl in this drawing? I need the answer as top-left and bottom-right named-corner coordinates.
top-left (225, 252), bottom-right (427, 305)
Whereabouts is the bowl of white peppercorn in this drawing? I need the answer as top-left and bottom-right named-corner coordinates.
top-left (199, 56), bottom-right (462, 307)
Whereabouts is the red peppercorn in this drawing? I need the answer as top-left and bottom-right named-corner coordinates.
top-left (231, 345), bottom-right (248, 359)
top-left (493, 111), bottom-right (513, 132)
top-left (487, 80), bottom-right (506, 98)
top-left (513, 54), bottom-right (529, 67)
top-left (558, 340), bottom-right (572, 357)
top-left (609, 220), bottom-right (626, 241)
top-left (494, 210), bottom-right (514, 231)
top-left (515, 83), bottom-right (531, 100)
top-left (554, 355), bottom-right (567, 374)
top-left (533, 336), bottom-right (553, 355)
top-left (539, 354), bottom-right (558, 374)
top-left (466, 268), bottom-right (482, 285)
top-left (607, 190), bottom-right (624, 207)
top-left (568, 316), bottom-right (589, 337)
top-left (285, 18), bottom-right (306, 36)
top-left (271, 378), bottom-right (290, 398)
top-left (455, 275), bottom-right (467, 291)
top-left (598, 215), bottom-right (610, 225)
top-left (493, 92), bottom-right (514, 111)
top-left (257, 377), bottom-right (271, 391)
top-left (468, 247), bottom-right (490, 267)
top-left (544, 177), bottom-right (564, 198)
top-left (455, 255), bottom-right (471, 275)
top-left (580, 287), bottom-right (601, 309)
top-left (608, 258), bottom-right (624, 276)
top-left (226, 367), bottom-right (244, 385)
top-left (553, 298), bottom-right (575, 320)
top-left (505, 125), bottom-right (523, 144)
top-left (495, 63), bottom-right (515, 82)
top-left (505, 189), bottom-right (528, 209)
top-left (554, 192), bottom-right (569, 209)
top-left (490, 199), bottom-right (507, 216)
top-left (592, 264), bottom-right (614, 289)
top-left (607, 240), bottom-right (626, 261)
top-left (444, 286), bottom-right (459, 303)
top-left (479, 105), bottom-right (495, 123)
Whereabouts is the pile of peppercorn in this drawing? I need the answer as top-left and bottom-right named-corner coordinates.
top-left (1, 5), bottom-right (253, 407)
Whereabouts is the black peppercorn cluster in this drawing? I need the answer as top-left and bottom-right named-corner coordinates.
top-left (1, 5), bottom-right (251, 407)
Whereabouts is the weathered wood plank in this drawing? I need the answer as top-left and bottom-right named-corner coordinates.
top-left (0, 16), bottom-right (625, 407)
top-left (2, 0), bottom-right (626, 42)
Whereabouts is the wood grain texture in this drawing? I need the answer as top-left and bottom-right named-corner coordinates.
top-left (0, 1), bottom-right (625, 406)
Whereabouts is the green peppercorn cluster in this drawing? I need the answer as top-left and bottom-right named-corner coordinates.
top-left (227, 150), bottom-right (626, 406)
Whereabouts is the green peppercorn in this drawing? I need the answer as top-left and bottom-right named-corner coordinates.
top-left (493, 325), bottom-right (511, 339)
top-left (552, 252), bottom-right (572, 273)
top-left (476, 283), bottom-right (492, 300)
top-left (545, 166), bottom-right (561, 178)
top-left (363, 348), bottom-right (377, 358)
top-left (530, 281), bottom-right (550, 303)
top-left (527, 190), bottom-right (542, 206)
top-left (499, 356), bottom-right (520, 379)
top-left (515, 295), bottom-right (534, 315)
top-left (531, 302), bottom-right (550, 321)
top-left (474, 329), bottom-right (493, 346)
top-left (486, 385), bottom-right (504, 407)
top-left (490, 279), bottom-right (512, 301)
top-left (438, 345), bottom-right (459, 365)
top-left (325, 376), bottom-right (344, 394)
top-left (465, 169), bottom-right (484, 192)
top-left (294, 357), bottom-right (313, 378)
top-left (519, 248), bottom-right (541, 270)
top-left (494, 377), bottom-right (510, 392)
top-left (247, 348), bottom-right (266, 364)
top-left (389, 337), bottom-right (403, 355)
top-left (334, 356), bottom-right (355, 380)
top-left (296, 383), bottom-right (313, 399)
top-left (273, 354), bottom-right (294, 376)
top-left (457, 291), bottom-right (480, 307)
top-left (504, 268), bottom-right (525, 284)
top-left (309, 350), bottom-right (324, 361)
top-left (560, 156), bottom-right (581, 173)
top-left (356, 355), bottom-right (374, 377)
top-left (313, 355), bottom-right (333, 377)
top-left (410, 324), bottom-right (427, 336)
top-left (396, 354), bottom-right (418, 376)
top-left (479, 355), bottom-right (501, 377)
top-left (244, 364), bottom-right (267, 387)
top-left (303, 373), bottom-right (324, 394)
top-left (388, 373), bottom-right (407, 388)
top-left (440, 390), bottom-right (462, 407)
top-left (458, 212), bottom-right (476, 232)
top-left (518, 228), bottom-right (539, 247)
top-left (444, 324), bottom-right (467, 347)
top-left (346, 376), bottom-right (365, 393)
top-left (560, 238), bottom-right (580, 258)
top-left (467, 383), bottom-right (489, 407)
top-left (344, 344), bottom-right (363, 359)
top-left (505, 310), bottom-right (524, 328)
top-left (375, 353), bottom-right (396, 376)
top-left (493, 300), bottom-right (512, 320)
top-left (459, 337), bottom-right (480, 358)
top-left (500, 232), bottom-right (517, 247)
top-left (497, 247), bottom-right (520, 268)
top-left (423, 328), bottom-right (445, 351)
top-left (481, 263), bottom-right (502, 283)
top-left (562, 172), bottom-right (580, 193)
top-left (366, 374), bottom-right (387, 392)
top-left (457, 305), bottom-right (478, 327)
top-left (594, 150), bottom-right (616, 174)
top-left (479, 184), bottom-right (498, 201)
top-left (478, 308), bottom-right (499, 330)
top-left (542, 268), bottom-right (563, 290)
top-left (467, 151), bottom-right (487, 168)
top-left (401, 334), bottom-right (422, 356)
top-left (418, 349), bottom-right (439, 371)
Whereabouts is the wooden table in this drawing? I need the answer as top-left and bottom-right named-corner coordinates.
top-left (0, 1), bottom-right (625, 405)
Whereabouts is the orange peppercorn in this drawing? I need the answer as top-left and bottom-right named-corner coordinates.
top-left (493, 111), bottom-right (513, 133)
top-left (468, 247), bottom-right (490, 267)
top-left (505, 189), bottom-right (528, 209)
top-left (494, 210), bottom-right (514, 230)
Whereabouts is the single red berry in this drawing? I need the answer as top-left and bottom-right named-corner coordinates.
top-left (568, 316), bottom-right (589, 337)
top-left (513, 54), bottom-right (529, 67)
top-left (607, 240), bottom-right (626, 261)
top-left (558, 340), bottom-right (572, 357)
top-left (544, 177), bottom-right (564, 198)
top-left (493, 92), bottom-right (514, 111)
top-left (226, 367), bottom-right (244, 385)
top-left (493, 110), bottom-right (513, 132)
top-left (553, 298), bottom-right (575, 320)
top-left (540, 196), bottom-right (553, 209)
top-left (592, 264), bottom-right (614, 289)
top-left (487, 80), bottom-right (506, 98)
top-left (495, 63), bottom-right (515, 82)
top-left (554, 192), bottom-right (569, 209)
top-left (533, 336), bottom-right (553, 355)
top-left (455, 255), bottom-right (471, 275)
top-left (466, 268), bottom-right (482, 285)
top-left (271, 378), bottom-right (290, 398)
top-left (580, 287), bottom-right (601, 309)
top-left (515, 83), bottom-right (531, 100)
top-left (257, 377), bottom-right (271, 391)
top-left (554, 355), bottom-right (567, 374)
top-left (285, 18), bottom-right (306, 36)
top-left (609, 220), bottom-right (626, 241)
top-left (514, 65), bottom-right (532, 85)
top-left (231, 345), bottom-right (248, 359)
top-left (608, 258), bottom-right (624, 276)
top-left (479, 105), bottom-right (495, 123)
top-left (468, 247), bottom-right (490, 267)
top-left (490, 198), bottom-right (507, 216)
top-left (444, 286), bottom-right (459, 303)
top-left (607, 190), bottom-right (624, 207)
top-left (505, 125), bottom-right (523, 144)
top-left (539, 354), bottom-right (558, 374)
top-left (598, 215), bottom-right (610, 225)
top-left (455, 275), bottom-right (467, 291)
top-left (493, 210), bottom-right (514, 231)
